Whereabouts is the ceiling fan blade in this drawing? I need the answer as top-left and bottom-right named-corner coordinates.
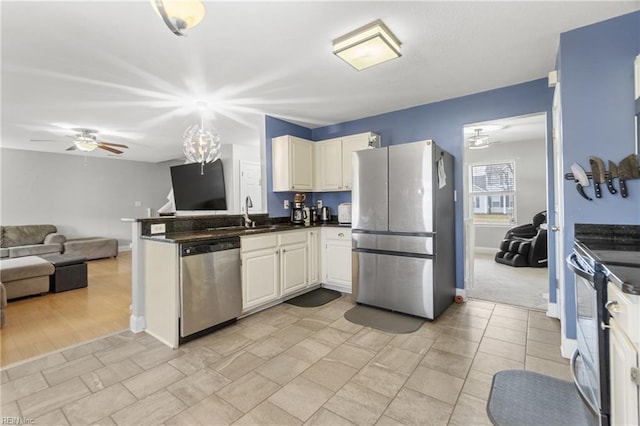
top-left (98, 145), bottom-right (123, 155)
top-left (98, 141), bottom-right (129, 149)
top-left (29, 139), bottom-right (63, 142)
top-left (65, 145), bottom-right (77, 151)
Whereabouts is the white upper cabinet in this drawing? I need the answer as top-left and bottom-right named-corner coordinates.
top-left (272, 135), bottom-right (314, 192)
top-left (315, 132), bottom-right (380, 192)
top-left (315, 139), bottom-right (343, 191)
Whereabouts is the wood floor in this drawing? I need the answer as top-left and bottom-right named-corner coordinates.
top-left (1, 252), bottom-right (131, 367)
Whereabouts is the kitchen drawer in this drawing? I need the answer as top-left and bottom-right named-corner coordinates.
top-left (278, 230), bottom-right (307, 245)
top-left (607, 282), bottom-right (639, 348)
top-left (241, 234), bottom-right (277, 252)
top-left (324, 227), bottom-right (352, 241)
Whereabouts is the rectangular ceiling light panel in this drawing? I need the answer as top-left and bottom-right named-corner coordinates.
top-left (333, 19), bottom-right (401, 71)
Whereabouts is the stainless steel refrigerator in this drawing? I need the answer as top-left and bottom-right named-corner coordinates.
top-left (352, 140), bottom-right (455, 320)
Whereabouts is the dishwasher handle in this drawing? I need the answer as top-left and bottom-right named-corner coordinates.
top-left (181, 237), bottom-right (241, 257)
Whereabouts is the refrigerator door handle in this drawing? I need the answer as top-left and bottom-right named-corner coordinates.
top-left (352, 247), bottom-right (433, 259)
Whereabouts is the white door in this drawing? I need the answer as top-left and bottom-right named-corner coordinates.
top-left (552, 83), bottom-right (565, 325)
top-left (240, 161), bottom-right (263, 213)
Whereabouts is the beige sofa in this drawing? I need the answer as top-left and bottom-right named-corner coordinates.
top-left (0, 225), bottom-right (65, 258)
top-left (0, 256), bottom-right (54, 300)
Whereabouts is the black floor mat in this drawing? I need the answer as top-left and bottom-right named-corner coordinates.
top-left (344, 304), bottom-right (424, 334)
top-left (285, 288), bottom-right (341, 307)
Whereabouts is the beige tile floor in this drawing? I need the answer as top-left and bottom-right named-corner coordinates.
top-left (0, 295), bottom-right (569, 425)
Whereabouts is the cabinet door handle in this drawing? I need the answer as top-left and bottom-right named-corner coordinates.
top-left (338, 233), bottom-right (344, 237)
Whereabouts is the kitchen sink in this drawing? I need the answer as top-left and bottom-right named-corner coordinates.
top-left (243, 224), bottom-right (293, 233)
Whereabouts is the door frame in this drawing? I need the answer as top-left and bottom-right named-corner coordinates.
top-left (462, 112), bottom-right (553, 314)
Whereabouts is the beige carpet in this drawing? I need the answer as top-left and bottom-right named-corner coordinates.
top-left (468, 251), bottom-right (549, 310)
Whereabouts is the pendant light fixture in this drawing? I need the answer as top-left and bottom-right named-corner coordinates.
top-left (183, 116), bottom-right (221, 175)
top-left (151, 0), bottom-right (206, 36)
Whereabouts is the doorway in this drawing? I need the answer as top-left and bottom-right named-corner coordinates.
top-left (463, 113), bottom-right (550, 310)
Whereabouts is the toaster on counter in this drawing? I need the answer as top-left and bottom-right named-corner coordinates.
top-left (338, 203), bottom-right (352, 224)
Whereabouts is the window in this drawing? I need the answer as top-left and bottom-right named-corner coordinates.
top-left (470, 162), bottom-right (515, 225)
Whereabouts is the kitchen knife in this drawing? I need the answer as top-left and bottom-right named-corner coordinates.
top-left (570, 162), bottom-right (592, 201)
top-left (589, 157), bottom-right (606, 198)
top-left (607, 160), bottom-right (618, 195)
top-left (618, 154), bottom-right (639, 198)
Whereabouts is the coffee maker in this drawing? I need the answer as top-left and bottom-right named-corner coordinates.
top-left (290, 202), bottom-right (306, 225)
top-left (291, 193), bottom-right (307, 225)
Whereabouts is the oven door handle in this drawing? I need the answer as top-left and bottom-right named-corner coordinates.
top-left (570, 348), bottom-right (600, 417)
top-left (566, 253), bottom-right (595, 281)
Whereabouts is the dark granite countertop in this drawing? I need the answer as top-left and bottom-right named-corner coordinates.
top-left (141, 222), bottom-right (347, 244)
top-left (575, 224), bottom-right (640, 295)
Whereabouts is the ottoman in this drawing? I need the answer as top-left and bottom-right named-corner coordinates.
top-left (0, 256), bottom-right (54, 299)
top-left (63, 237), bottom-right (118, 260)
top-left (39, 254), bottom-right (88, 293)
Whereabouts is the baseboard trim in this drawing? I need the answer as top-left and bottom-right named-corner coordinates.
top-left (474, 247), bottom-right (496, 255)
top-left (546, 301), bottom-right (559, 318)
top-left (321, 283), bottom-right (351, 294)
top-left (561, 336), bottom-right (577, 359)
top-left (129, 315), bottom-right (146, 333)
top-left (118, 245), bottom-right (132, 252)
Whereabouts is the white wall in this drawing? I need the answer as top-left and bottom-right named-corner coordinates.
top-left (1, 148), bottom-right (176, 246)
top-left (469, 139), bottom-right (546, 249)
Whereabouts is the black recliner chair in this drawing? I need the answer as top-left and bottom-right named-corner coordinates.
top-left (495, 211), bottom-right (548, 268)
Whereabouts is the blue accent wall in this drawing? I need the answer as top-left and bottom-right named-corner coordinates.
top-left (558, 11), bottom-right (640, 339)
top-left (266, 78), bottom-right (554, 295)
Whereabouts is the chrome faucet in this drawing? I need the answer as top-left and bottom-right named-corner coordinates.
top-left (243, 195), bottom-right (255, 228)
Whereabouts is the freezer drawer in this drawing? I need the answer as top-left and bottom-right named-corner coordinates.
top-left (355, 251), bottom-right (434, 319)
top-left (353, 232), bottom-right (433, 255)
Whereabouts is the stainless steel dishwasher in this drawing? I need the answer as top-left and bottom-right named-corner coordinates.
top-left (179, 237), bottom-right (241, 340)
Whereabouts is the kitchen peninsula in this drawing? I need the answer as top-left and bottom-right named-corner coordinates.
top-left (126, 214), bottom-right (353, 349)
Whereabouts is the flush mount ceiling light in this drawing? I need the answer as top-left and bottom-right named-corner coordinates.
top-left (468, 129), bottom-right (490, 149)
top-left (333, 19), bottom-right (401, 71)
top-left (151, 0), bottom-right (205, 36)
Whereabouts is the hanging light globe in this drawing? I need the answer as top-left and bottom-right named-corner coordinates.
top-left (183, 121), bottom-right (221, 174)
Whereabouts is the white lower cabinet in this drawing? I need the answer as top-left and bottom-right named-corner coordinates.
top-left (607, 282), bottom-right (640, 425)
top-left (322, 228), bottom-right (352, 292)
top-left (241, 227), bottom-right (352, 312)
top-left (241, 235), bottom-right (279, 311)
top-left (241, 229), bottom-right (311, 312)
top-left (279, 231), bottom-right (308, 297)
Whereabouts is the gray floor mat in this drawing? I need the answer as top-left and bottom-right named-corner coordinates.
top-left (344, 304), bottom-right (424, 334)
top-left (487, 370), bottom-right (598, 426)
top-left (285, 288), bottom-right (341, 307)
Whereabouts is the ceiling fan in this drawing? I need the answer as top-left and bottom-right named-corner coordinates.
top-left (30, 128), bottom-right (129, 155)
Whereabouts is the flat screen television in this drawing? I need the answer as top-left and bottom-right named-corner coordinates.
top-left (170, 160), bottom-right (227, 211)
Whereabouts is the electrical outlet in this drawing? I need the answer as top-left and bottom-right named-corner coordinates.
top-left (134, 201), bottom-right (142, 207)
top-left (284, 200), bottom-right (290, 209)
top-left (150, 223), bottom-right (166, 234)
top-left (317, 200), bottom-right (322, 209)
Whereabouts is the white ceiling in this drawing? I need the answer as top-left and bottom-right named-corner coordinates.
top-left (2, 1), bottom-right (639, 163)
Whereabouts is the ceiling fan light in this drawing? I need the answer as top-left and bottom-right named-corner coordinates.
top-left (75, 137), bottom-right (98, 152)
top-left (333, 19), bottom-right (401, 71)
top-left (151, 0), bottom-right (206, 32)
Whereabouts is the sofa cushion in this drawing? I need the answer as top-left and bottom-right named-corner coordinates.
top-left (44, 233), bottom-right (66, 244)
top-left (64, 238), bottom-right (118, 260)
top-left (0, 256), bottom-right (54, 282)
top-left (1, 225), bottom-right (58, 248)
top-left (9, 244), bottom-right (62, 258)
